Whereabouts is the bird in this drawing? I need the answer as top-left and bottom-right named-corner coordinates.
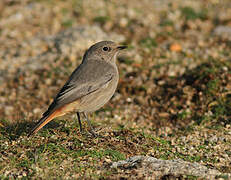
top-left (28, 41), bottom-right (127, 137)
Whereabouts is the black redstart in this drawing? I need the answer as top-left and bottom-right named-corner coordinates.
top-left (29, 41), bottom-right (127, 136)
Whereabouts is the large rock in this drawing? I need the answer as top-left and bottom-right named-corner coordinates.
top-left (0, 25), bottom-right (125, 81)
top-left (110, 156), bottom-right (230, 179)
top-left (214, 25), bottom-right (231, 38)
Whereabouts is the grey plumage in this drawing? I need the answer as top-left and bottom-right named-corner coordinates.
top-left (44, 59), bottom-right (116, 116)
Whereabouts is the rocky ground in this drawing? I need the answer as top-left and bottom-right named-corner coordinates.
top-left (0, 0), bottom-right (231, 179)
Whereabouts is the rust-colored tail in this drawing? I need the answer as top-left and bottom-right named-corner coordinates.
top-left (28, 99), bottom-right (80, 137)
top-left (28, 109), bottom-right (62, 137)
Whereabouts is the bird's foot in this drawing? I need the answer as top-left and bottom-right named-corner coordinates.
top-left (88, 127), bottom-right (105, 138)
top-left (89, 129), bottom-right (97, 137)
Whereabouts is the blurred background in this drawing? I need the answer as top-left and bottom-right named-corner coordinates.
top-left (0, 0), bottom-right (231, 178)
top-left (1, 0), bottom-right (230, 130)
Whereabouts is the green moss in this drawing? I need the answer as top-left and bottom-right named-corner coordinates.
top-left (93, 16), bottom-right (110, 24)
top-left (139, 37), bottom-right (157, 49)
top-left (181, 7), bottom-right (207, 20)
top-left (62, 19), bottom-right (74, 28)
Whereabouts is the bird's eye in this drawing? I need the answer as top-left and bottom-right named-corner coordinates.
top-left (103, 46), bottom-right (109, 51)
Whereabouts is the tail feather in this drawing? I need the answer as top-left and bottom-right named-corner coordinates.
top-left (28, 101), bottom-right (77, 137)
top-left (28, 110), bottom-right (61, 137)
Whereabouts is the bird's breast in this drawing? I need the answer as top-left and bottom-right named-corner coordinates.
top-left (78, 75), bottom-right (119, 113)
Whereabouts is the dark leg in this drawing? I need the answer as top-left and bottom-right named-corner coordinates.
top-left (83, 112), bottom-right (96, 137)
top-left (76, 112), bottom-right (82, 132)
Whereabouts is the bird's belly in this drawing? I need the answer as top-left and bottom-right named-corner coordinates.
top-left (78, 77), bottom-right (118, 112)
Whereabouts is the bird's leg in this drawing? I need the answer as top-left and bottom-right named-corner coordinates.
top-left (76, 112), bottom-right (83, 132)
top-left (83, 112), bottom-right (96, 137)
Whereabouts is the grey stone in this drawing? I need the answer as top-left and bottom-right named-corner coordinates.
top-left (0, 25), bottom-right (125, 79)
top-left (214, 25), bottom-right (231, 38)
top-left (110, 156), bottom-right (230, 179)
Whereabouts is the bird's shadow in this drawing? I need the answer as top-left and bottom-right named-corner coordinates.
top-left (0, 121), bottom-right (60, 140)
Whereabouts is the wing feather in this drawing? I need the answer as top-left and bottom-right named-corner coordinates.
top-left (43, 59), bottom-right (115, 117)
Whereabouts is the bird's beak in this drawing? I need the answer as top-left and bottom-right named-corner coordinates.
top-left (117, 45), bottom-right (127, 50)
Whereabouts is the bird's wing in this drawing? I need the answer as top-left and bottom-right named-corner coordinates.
top-left (43, 59), bottom-right (116, 117)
